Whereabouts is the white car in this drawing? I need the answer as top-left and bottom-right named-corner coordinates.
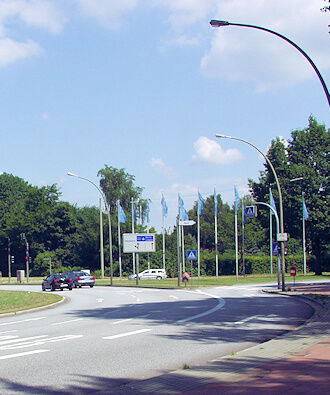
top-left (128, 269), bottom-right (167, 280)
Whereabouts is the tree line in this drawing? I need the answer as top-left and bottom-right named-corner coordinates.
top-left (0, 117), bottom-right (328, 278)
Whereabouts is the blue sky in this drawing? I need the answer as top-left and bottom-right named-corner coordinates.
top-left (0, 0), bottom-right (329, 232)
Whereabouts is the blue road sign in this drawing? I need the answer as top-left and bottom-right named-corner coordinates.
top-left (245, 205), bottom-right (257, 218)
top-left (187, 250), bottom-right (197, 261)
top-left (272, 242), bottom-right (278, 255)
top-left (137, 235), bottom-right (154, 242)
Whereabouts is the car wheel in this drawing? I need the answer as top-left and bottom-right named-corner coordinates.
top-left (51, 285), bottom-right (55, 291)
top-left (90, 285), bottom-right (94, 288)
top-left (69, 287), bottom-right (73, 291)
top-left (42, 285), bottom-right (45, 291)
top-left (79, 285), bottom-right (82, 288)
top-left (156, 276), bottom-right (162, 280)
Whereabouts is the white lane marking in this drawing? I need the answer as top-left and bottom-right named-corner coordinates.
top-left (177, 290), bottom-right (225, 323)
top-left (0, 335), bottom-right (47, 347)
top-left (0, 335), bottom-right (83, 351)
top-left (103, 329), bottom-right (152, 340)
top-left (235, 314), bottom-right (277, 325)
top-left (0, 350), bottom-right (49, 360)
top-left (0, 335), bottom-right (19, 341)
top-left (97, 298), bottom-right (104, 303)
top-left (0, 317), bottom-right (46, 326)
top-left (169, 295), bottom-right (179, 300)
top-left (112, 314), bottom-right (150, 325)
top-left (0, 330), bottom-right (18, 335)
top-left (52, 318), bottom-right (83, 326)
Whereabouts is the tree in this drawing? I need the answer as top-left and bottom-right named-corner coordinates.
top-left (250, 117), bottom-right (330, 274)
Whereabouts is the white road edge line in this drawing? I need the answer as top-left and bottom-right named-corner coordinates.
top-left (103, 328), bottom-right (152, 340)
top-left (177, 289), bottom-right (225, 323)
top-left (0, 350), bottom-right (49, 360)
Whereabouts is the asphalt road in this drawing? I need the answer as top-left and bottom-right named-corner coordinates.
top-left (0, 283), bottom-right (314, 394)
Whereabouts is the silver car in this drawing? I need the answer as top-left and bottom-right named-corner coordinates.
top-left (67, 271), bottom-right (95, 288)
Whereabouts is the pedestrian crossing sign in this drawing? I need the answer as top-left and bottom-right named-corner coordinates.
top-left (187, 250), bottom-right (197, 260)
top-left (245, 205), bottom-right (257, 218)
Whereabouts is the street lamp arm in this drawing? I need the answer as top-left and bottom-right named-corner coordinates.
top-left (210, 20), bottom-right (330, 107)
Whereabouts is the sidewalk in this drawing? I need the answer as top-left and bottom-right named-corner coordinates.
top-left (99, 282), bottom-right (330, 394)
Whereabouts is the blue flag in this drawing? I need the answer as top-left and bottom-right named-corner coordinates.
top-left (182, 207), bottom-right (189, 221)
top-left (161, 196), bottom-right (168, 218)
top-left (178, 194), bottom-right (184, 220)
top-left (234, 186), bottom-right (240, 214)
top-left (214, 188), bottom-right (218, 215)
top-left (133, 202), bottom-right (137, 223)
top-left (198, 192), bottom-right (205, 215)
top-left (118, 203), bottom-right (127, 223)
top-left (270, 189), bottom-right (277, 216)
top-left (302, 194), bottom-right (309, 220)
top-left (146, 201), bottom-right (150, 224)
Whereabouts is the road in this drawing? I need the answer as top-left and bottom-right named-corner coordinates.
top-left (0, 283), bottom-right (314, 394)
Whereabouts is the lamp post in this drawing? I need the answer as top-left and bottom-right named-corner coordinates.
top-left (215, 134), bottom-right (286, 290)
top-left (67, 172), bottom-right (113, 285)
top-left (210, 20), bottom-right (330, 107)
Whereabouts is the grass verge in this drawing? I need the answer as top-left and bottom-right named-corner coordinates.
top-left (0, 290), bottom-right (62, 315)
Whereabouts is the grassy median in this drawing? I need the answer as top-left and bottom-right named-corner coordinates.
top-left (0, 290), bottom-right (62, 315)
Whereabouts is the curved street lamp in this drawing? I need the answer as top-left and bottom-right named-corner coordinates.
top-left (215, 134), bottom-right (286, 290)
top-left (67, 172), bottom-right (113, 285)
top-left (210, 20), bottom-right (330, 108)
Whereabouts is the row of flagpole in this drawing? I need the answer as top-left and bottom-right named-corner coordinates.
top-left (115, 186), bottom-right (309, 278)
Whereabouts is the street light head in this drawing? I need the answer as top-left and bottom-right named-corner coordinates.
top-left (289, 177), bottom-right (304, 182)
top-left (210, 20), bottom-right (230, 28)
top-left (215, 134), bottom-right (231, 139)
top-left (67, 172), bottom-right (78, 177)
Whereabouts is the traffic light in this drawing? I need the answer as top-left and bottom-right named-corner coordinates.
top-left (11, 256), bottom-right (14, 264)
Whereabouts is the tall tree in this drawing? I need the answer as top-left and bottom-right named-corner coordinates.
top-left (250, 117), bottom-right (330, 274)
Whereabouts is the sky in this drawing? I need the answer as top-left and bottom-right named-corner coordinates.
top-left (0, 0), bottom-right (329, 232)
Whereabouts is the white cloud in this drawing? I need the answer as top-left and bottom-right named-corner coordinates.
top-left (0, 0), bottom-right (66, 35)
top-left (192, 136), bottom-right (243, 165)
top-left (202, 0), bottom-right (330, 91)
top-left (0, 0), bottom-right (66, 67)
top-left (74, 0), bottom-right (139, 29)
top-left (0, 38), bottom-right (41, 67)
top-left (151, 157), bottom-right (176, 179)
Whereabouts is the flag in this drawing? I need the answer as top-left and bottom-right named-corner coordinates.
top-left (242, 203), bottom-right (247, 223)
top-left (302, 194), bottom-right (309, 220)
top-left (118, 203), bottom-right (127, 223)
top-left (178, 194), bottom-right (184, 219)
top-left (234, 186), bottom-right (240, 214)
top-left (269, 189), bottom-right (277, 216)
top-left (146, 201), bottom-right (150, 224)
top-left (182, 207), bottom-right (189, 221)
top-left (133, 202), bottom-right (137, 223)
top-left (161, 196), bottom-right (168, 218)
top-left (214, 188), bottom-right (218, 215)
top-left (198, 192), bottom-right (205, 215)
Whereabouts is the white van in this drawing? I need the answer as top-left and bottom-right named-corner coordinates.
top-left (128, 269), bottom-right (167, 280)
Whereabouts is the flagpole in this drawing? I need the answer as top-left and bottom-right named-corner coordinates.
top-left (241, 202), bottom-right (245, 276)
top-left (99, 198), bottom-right (105, 279)
top-left (302, 192), bottom-right (307, 276)
top-left (131, 197), bottom-right (135, 275)
top-left (162, 193), bottom-right (166, 271)
top-left (197, 190), bottom-right (201, 279)
top-left (214, 189), bottom-right (218, 280)
top-left (117, 200), bottom-right (122, 278)
top-left (235, 210), bottom-right (238, 281)
top-left (269, 188), bottom-right (273, 278)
